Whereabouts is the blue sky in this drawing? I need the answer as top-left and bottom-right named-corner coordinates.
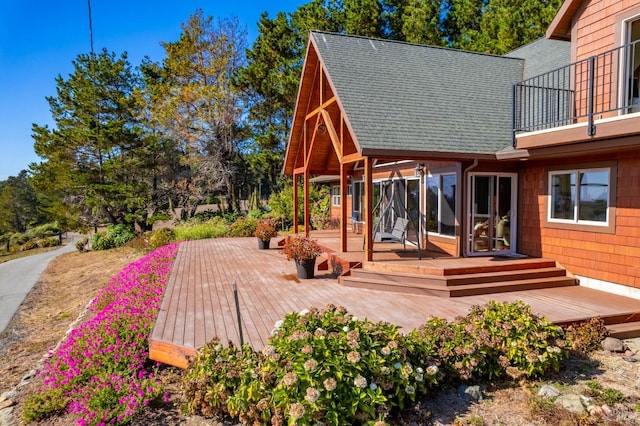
top-left (0, 1), bottom-right (305, 181)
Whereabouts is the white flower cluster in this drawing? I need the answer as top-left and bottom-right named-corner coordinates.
top-left (271, 319), bottom-right (284, 335)
top-left (261, 345), bottom-right (275, 357)
top-left (354, 375), bottom-right (368, 388)
top-left (305, 387), bottom-right (321, 403)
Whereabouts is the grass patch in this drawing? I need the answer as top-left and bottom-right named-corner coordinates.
top-left (173, 218), bottom-right (228, 241)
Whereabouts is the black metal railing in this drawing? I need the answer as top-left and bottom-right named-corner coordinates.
top-left (513, 40), bottom-right (640, 142)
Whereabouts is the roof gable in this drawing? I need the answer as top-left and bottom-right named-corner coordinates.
top-left (307, 32), bottom-right (524, 157)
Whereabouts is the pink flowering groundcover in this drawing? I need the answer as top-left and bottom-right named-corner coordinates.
top-left (26, 243), bottom-right (180, 426)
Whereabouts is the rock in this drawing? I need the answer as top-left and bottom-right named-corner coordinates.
top-left (0, 406), bottom-right (15, 426)
top-left (554, 394), bottom-right (586, 414)
top-left (601, 404), bottom-right (612, 415)
top-left (538, 385), bottom-right (560, 398)
top-left (21, 369), bottom-right (36, 382)
top-left (587, 405), bottom-right (603, 416)
top-left (602, 337), bottom-right (625, 353)
top-left (0, 400), bottom-right (13, 410)
top-left (624, 337), bottom-right (640, 353)
top-left (0, 391), bottom-right (15, 400)
top-left (457, 384), bottom-right (483, 402)
top-left (579, 395), bottom-right (593, 406)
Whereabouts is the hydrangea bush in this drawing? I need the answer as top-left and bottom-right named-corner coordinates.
top-left (23, 243), bottom-right (179, 425)
top-left (184, 304), bottom-right (440, 425)
top-left (184, 301), bottom-right (571, 425)
top-left (408, 300), bottom-right (569, 382)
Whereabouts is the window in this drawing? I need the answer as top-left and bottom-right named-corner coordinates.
top-left (549, 168), bottom-right (609, 225)
top-left (426, 173), bottom-right (456, 236)
top-left (331, 186), bottom-right (340, 206)
top-left (352, 181), bottom-right (363, 213)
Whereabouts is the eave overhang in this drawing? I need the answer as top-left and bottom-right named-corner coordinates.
top-left (546, 0), bottom-right (585, 41)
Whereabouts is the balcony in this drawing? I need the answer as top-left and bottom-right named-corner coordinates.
top-left (513, 40), bottom-right (640, 149)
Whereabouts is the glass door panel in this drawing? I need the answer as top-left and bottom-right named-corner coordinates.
top-left (469, 173), bottom-right (516, 255)
top-left (495, 176), bottom-right (512, 251)
top-left (471, 176), bottom-right (491, 253)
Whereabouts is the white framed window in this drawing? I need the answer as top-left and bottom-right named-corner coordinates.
top-left (331, 185), bottom-right (340, 206)
top-left (548, 168), bottom-right (610, 225)
top-left (426, 173), bottom-right (456, 237)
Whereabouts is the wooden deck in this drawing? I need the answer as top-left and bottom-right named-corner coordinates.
top-left (149, 235), bottom-right (640, 368)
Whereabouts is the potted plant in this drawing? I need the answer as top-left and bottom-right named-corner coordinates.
top-left (254, 217), bottom-right (278, 249)
top-left (281, 234), bottom-right (324, 279)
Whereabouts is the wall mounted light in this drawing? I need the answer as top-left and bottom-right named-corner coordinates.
top-left (414, 162), bottom-right (425, 177)
top-left (317, 123), bottom-right (327, 134)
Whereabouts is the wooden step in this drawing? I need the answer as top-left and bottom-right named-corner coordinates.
top-left (348, 267), bottom-right (568, 287)
top-left (340, 275), bottom-right (577, 297)
top-left (606, 321), bottom-right (640, 339)
top-left (361, 258), bottom-right (558, 276)
top-left (448, 276), bottom-right (577, 297)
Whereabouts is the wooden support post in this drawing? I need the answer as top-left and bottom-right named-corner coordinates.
top-left (304, 168), bottom-right (311, 235)
top-left (364, 157), bottom-right (373, 261)
top-left (340, 163), bottom-right (348, 252)
top-left (293, 173), bottom-right (299, 234)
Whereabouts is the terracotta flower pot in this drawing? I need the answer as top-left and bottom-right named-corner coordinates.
top-left (295, 257), bottom-right (316, 279)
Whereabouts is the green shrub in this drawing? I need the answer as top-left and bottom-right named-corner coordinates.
top-left (227, 217), bottom-right (257, 237)
top-left (563, 317), bottom-right (608, 356)
top-left (148, 212), bottom-right (172, 225)
top-left (22, 387), bottom-right (69, 422)
top-left (184, 305), bottom-right (438, 425)
top-left (191, 210), bottom-right (240, 225)
top-left (173, 217), bottom-right (228, 241)
top-left (90, 224), bottom-right (136, 251)
top-left (108, 224), bottom-right (136, 247)
top-left (40, 237), bottom-right (60, 248)
top-left (247, 208), bottom-right (267, 220)
top-left (13, 233), bottom-right (29, 245)
top-left (149, 228), bottom-right (176, 249)
top-left (585, 381), bottom-right (628, 405)
top-left (408, 300), bottom-right (569, 381)
top-left (91, 232), bottom-right (113, 251)
top-left (22, 240), bottom-right (39, 251)
top-left (31, 223), bottom-right (61, 239)
top-left (183, 301), bottom-right (570, 425)
top-left (268, 181), bottom-right (331, 230)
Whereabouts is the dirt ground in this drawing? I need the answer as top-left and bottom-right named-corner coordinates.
top-left (1, 245), bottom-right (639, 425)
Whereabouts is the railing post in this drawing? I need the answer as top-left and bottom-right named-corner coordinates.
top-left (511, 83), bottom-right (517, 147)
top-left (232, 280), bottom-right (244, 348)
top-left (587, 56), bottom-right (596, 136)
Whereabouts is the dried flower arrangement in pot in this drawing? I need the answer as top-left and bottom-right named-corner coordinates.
top-left (254, 217), bottom-right (278, 249)
top-left (281, 234), bottom-right (324, 279)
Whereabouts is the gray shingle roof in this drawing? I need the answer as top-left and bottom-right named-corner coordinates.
top-left (311, 31), bottom-right (525, 156)
top-left (504, 37), bottom-right (570, 80)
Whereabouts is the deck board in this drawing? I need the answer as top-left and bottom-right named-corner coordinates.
top-left (149, 234), bottom-right (640, 368)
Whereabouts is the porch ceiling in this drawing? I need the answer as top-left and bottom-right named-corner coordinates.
top-left (305, 130), bottom-right (342, 175)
